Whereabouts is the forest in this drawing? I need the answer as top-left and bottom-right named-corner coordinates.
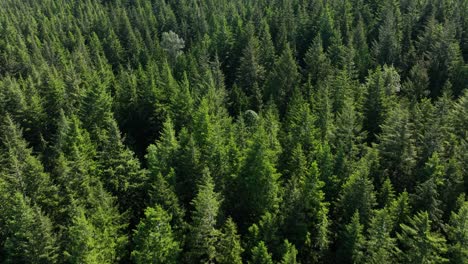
top-left (0, 0), bottom-right (467, 263)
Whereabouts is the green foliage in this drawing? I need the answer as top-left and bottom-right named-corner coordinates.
top-left (187, 169), bottom-right (222, 263)
top-left (217, 218), bottom-right (243, 264)
top-left (264, 45), bottom-right (300, 114)
top-left (447, 199), bottom-right (468, 263)
top-left (131, 205), bottom-right (181, 264)
top-left (0, 192), bottom-right (58, 264)
top-left (249, 241), bottom-right (274, 264)
top-left (337, 212), bottom-right (365, 264)
top-left (397, 211), bottom-right (448, 263)
top-left (235, 123), bottom-right (281, 229)
top-left (364, 209), bottom-right (397, 263)
top-left (280, 240), bottom-right (299, 264)
top-left (0, 0), bottom-right (466, 262)
top-left (337, 158), bottom-right (377, 226)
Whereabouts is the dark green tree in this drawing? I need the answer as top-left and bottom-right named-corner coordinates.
top-left (397, 211), bottom-right (448, 263)
top-left (264, 45), bottom-right (300, 115)
top-left (447, 199), bottom-right (468, 264)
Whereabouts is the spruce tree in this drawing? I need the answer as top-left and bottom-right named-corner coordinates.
top-left (397, 211), bottom-right (448, 263)
top-left (131, 205), bottom-right (181, 264)
top-left (249, 241), bottom-right (274, 264)
top-left (217, 218), bottom-right (243, 264)
top-left (187, 168), bottom-right (222, 263)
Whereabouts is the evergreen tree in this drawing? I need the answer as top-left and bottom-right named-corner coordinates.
top-left (131, 205), bottom-right (181, 264)
top-left (0, 192), bottom-right (58, 264)
top-left (249, 241), bottom-right (274, 264)
top-left (378, 103), bottom-right (416, 191)
top-left (281, 240), bottom-right (299, 264)
top-left (235, 123), bottom-right (281, 229)
top-left (0, 115), bottom-right (57, 213)
top-left (304, 35), bottom-right (332, 85)
top-left (365, 209), bottom-right (397, 263)
top-left (187, 169), bottom-right (222, 263)
top-left (336, 212), bottom-right (365, 264)
top-left (447, 199), bottom-right (468, 264)
top-left (97, 117), bottom-right (146, 218)
top-left (217, 218), bottom-right (243, 264)
top-left (414, 152), bottom-right (444, 224)
top-left (264, 45), bottom-right (300, 115)
top-left (336, 158), bottom-right (376, 226)
top-left (397, 211), bottom-right (448, 263)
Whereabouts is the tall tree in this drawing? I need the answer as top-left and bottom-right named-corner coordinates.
top-left (264, 45), bottom-right (300, 115)
top-left (336, 211), bottom-right (365, 264)
top-left (249, 241), bottom-right (274, 264)
top-left (216, 218), bottom-right (243, 264)
top-left (0, 116), bottom-right (57, 213)
top-left (0, 192), bottom-right (58, 264)
top-left (187, 169), bottom-right (222, 263)
top-left (397, 211), bottom-right (448, 263)
top-left (131, 205), bottom-right (181, 264)
top-left (447, 199), bottom-right (468, 264)
top-left (235, 123), bottom-right (281, 230)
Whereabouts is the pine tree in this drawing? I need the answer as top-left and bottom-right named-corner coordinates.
top-left (264, 45), bottom-right (300, 115)
top-left (336, 158), bottom-right (376, 226)
top-left (236, 35), bottom-right (266, 109)
top-left (0, 192), bottom-right (58, 264)
top-left (0, 115), bottom-right (57, 213)
top-left (131, 205), bottom-right (181, 264)
top-left (235, 123), bottom-right (281, 229)
top-left (304, 35), bottom-right (332, 85)
top-left (447, 199), bottom-right (468, 264)
top-left (414, 152), bottom-right (444, 224)
top-left (146, 116), bottom-right (179, 178)
top-left (249, 241), bottom-right (274, 264)
top-left (64, 187), bottom-right (127, 264)
top-left (334, 96), bottom-right (364, 159)
top-left (378, 103), bottom-right (416, 191)
top-left (365, 209), bottom-right (397, 263)
top-left (217, 218), bottom-right (243, 264)
top-left (372, 6), bottom-right (401, 65)
top-left (363, 66), bottom-right (400, 142)
top-left (397, 211), bottom-right (448, 263)
top-left (281, 240), bottom-right (299, 264)
top-left (336, 212), bottom-right (365, 264)
top-left (97, 117), bottom-right (146, 218)
top-left (387, 191), bottom-right (411, 235)
top-left (187, 168), bottom-right (222, 263)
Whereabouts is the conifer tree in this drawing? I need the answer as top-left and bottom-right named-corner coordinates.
top-left (304, 35), bottom-right (332, 85)
top-left (0, 116), bottom-right (57, 212)
top-left (235, 123), bottom-right (281, 229)
top-left (187, 168), bottom-right (222, 263)
top-left (397, 211), bottom-right (448, 263)
top-left (378, 103), bottom-right (416, 191)
top-left (281, 240), bottom-right (299, 264)
top-left (250, 241), bottom-right (274, 264)
top-left (217, 218), bottom-right (243, 264)
top-left (365, 209), bottom-right (397, 263)
top-left (336, 158), bottom-right (376, 226)
top-left (264, 45), bottom-right (300, 115)
top-left (131, 205), bottom-right (181, 264)
top-left (336, 212), bottom-right (365, 264)
top-left (447, 199), bottom-right (468, 264)
top-left (0, 192), bottom-right (58, 264)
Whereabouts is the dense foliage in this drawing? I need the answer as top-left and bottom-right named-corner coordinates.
top-left (0, 0), bottom-right (467, 263)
